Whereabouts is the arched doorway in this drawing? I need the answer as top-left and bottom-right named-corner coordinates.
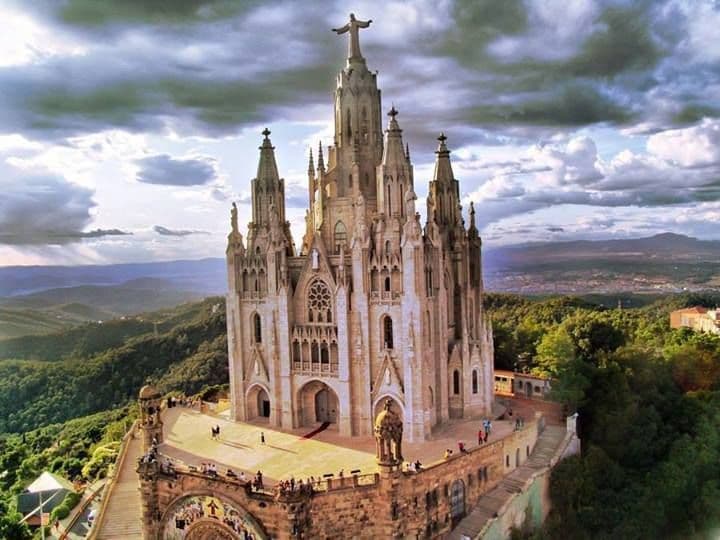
top-left (257, 388), bottom-right (270, 419)
top-left (161, 494), bottom-right (267, 539)
top-left (450, 479), bottom-right (465, 524)
top-left (314, 388), bottom-right (337, 423)
top-left (246, 385), bottom-right (271, 423)
top-left (298, 381), bottom-right (339, 427)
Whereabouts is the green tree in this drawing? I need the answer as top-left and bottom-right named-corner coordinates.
top-left (564, 311), bottom-right (626, 362)
top-left (533, 326), bottom-right (575, 378)
top-left (0, 500), bottom-right (31, 540)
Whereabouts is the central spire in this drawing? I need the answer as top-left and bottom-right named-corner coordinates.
top-left (332, 13), bottom-right (372, 62)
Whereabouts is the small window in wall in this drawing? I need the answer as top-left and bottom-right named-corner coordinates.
top-left (534, 386), bottom-right (541, 394)
top-left (384, 276), bottom-right (391, 292)
top-left (472, 370), bottom-right (478, 394)
top-left (253, 313), bottom-right (262, 343)
top-left (311, 343), bottom-right (319, 363)
top-left (334, 221), bottom-right (347, 253)
top-left (506, 455), bottom-right (510, 467)
top-left (453, 370), bottom-right (460, 395)
top-left (383, 315), bottom-right (394, 349)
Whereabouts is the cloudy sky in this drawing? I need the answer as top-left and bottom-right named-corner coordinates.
top-left (1, 0), bottom-right (719, 266)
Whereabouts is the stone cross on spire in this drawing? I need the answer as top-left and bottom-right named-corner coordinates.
top-left (332, 13), bottom-right (372, 61)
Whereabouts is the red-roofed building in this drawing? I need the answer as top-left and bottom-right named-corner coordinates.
top-left (670, 307), bottom-right (720, 335)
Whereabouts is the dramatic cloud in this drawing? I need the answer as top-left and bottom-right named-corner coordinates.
top-left (153, 225), bottom-right (209, 236)
top-left (646, 118), bottom-right (720, 168)
top-left (0, 168), bottom-right (93, 244)
top-left (135, 154), bottom-right (217, 186)
top-left (463, 117), bottom-right (720, 230)
top-left (2, 0), bottom-right (720, 263)
top-left (57, 0), bottom-right (254, 26)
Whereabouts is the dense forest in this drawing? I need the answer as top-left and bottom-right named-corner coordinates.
top-left (487, 292), bottom-right (720, 539)
top-left (1, 292), bottom-right (719, 538)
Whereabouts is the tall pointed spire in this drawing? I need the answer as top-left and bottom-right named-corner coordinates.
top-left (469, 201), bottom-right (477, 231)
top-left (251, 128), bottom-right (286, 229)
top-left (307, 147), bottom-right (315, 176)
top-left (378, 107), bottom-right (414, 218)
top-left (428, 132), bottom-right (460, 228)
top-left (405, 142), bottom-right (411, 162)
top-left (433, 132), bottom-right (454, 183)
top-left (256, 128), bottom-right (280, 183)
top-left (317, 141), bottom-right (325, 173)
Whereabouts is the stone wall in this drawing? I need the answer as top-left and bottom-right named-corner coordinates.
top-left (478, 415), bottom-right (581, 540)
top-left (139, 417), bottom-right (545, 539)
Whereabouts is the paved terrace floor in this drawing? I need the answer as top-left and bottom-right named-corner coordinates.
top-left (159, 407), bottom-right (516, 483)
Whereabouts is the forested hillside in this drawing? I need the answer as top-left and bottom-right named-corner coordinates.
top-left (1, 292), bottom-right (719, 538)
top-left (0, 297), bottom-right (227, 433)
top-left (0, 297), bottom-right (230, 538)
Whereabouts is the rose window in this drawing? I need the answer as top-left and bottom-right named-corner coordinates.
top-left (308, 280), bottom-right (333, 323)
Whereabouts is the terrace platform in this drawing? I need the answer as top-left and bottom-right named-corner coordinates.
top-left (159, 405), bottom-right (516, 483)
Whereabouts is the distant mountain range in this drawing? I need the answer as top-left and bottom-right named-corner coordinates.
top-left (0, 258), bottom-right (227, 297)
top-left (0, 278), bottom-right (209, 339)
top-left (0, 233), bottom-right (717, 338)
top-left (484, 233), bottom-right (720, 268)
top-left (482, 233), bottom-right (720, 294)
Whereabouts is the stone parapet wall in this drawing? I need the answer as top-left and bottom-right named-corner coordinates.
top-left (139, 416), bottom-right (545, 539)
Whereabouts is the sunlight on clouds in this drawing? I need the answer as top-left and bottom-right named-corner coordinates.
top-left (489, 0), bottom-right (601, 62)
top-left (0, 7), bottom-right (86, 67)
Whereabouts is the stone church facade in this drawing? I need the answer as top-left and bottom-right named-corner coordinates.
top-left (225, 14), bottom-right (493, 442)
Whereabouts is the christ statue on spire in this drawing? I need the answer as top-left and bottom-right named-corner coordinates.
top-left (332, 13), bottom-right (372, 60)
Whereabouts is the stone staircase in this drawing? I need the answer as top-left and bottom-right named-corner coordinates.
top-left (449, 424), bottom-right (568, 539)
top-left (93, 433), bottom-right (143, 539)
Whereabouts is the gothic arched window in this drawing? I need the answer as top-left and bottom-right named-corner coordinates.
top-left (253, 313), bottom-right (262, 344)
top-left (384, 276), bottom-right (391, 292)
top-left (472, 370), bottom-right (478, 394)
top-left (453, 370), bottom-right (460, 395)
top-left (308, 280), bottom-right (332, 324)
top-left (383, 315), bottom-right (394, 349)
top-left (346, 109), bottom-right (352, 141)
top-left (334, 221), bottom-right (347, 253)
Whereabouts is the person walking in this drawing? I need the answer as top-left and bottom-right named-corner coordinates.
top-left (260, 431), bottom-right (266, 445)
top-left (478, 428), bottom-right (483, 445)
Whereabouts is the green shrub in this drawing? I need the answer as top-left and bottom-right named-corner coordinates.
top-left (81, 443), bottom-right (120, 480)
top-left (49, 490), bottom-right (81, 522)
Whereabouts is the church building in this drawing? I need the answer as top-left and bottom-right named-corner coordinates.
top-left (225, 14), bottom-right (493, 442)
